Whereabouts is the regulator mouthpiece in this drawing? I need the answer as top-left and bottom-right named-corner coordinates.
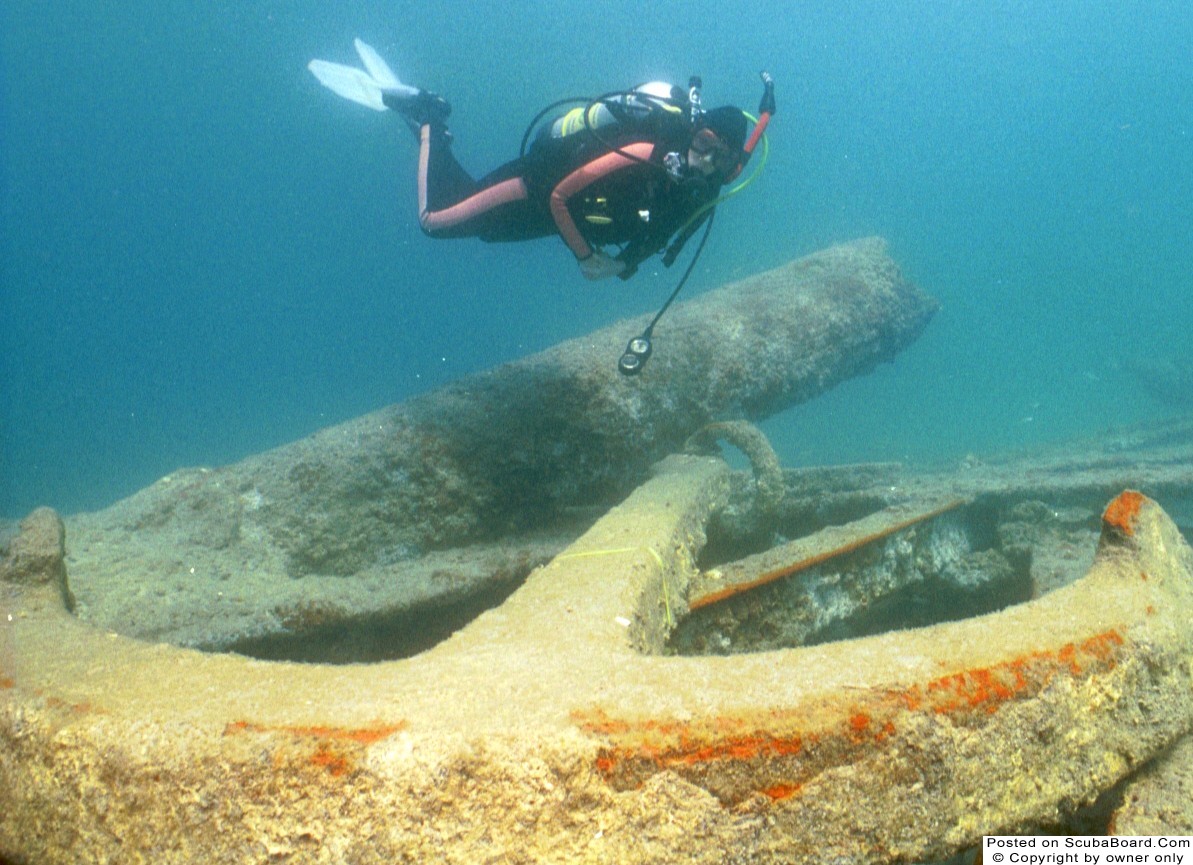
top-left (618, 334), bottom-right (653, 376)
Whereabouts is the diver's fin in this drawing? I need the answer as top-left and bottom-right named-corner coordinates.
top-left (308, 59), bottom-right (389, 111)
top-left (308, 40), bottom-right (418, 112)
top-left (354, 39), bottom-right (406, 92)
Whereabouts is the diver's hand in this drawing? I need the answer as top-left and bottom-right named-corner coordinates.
top-left (579, 250), bottom-right (626, 281)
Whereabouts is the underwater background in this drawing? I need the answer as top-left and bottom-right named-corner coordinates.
top-left (2, 0), bottom-right (1191, 519)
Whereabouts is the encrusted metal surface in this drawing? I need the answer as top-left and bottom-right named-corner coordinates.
top-left (3, 452), bottom-right (1192, 864)
top-left (59, 238), bottom-right (938, 653)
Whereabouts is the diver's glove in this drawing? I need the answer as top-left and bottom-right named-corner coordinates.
top-left (578, 250), bottom-right (626, 281)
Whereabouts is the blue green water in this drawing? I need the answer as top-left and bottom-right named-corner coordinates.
top-left (2, 1), bottom-right (1191, 518)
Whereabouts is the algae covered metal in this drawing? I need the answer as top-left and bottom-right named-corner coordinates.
top-left (3, 452), bottom-right (1193, 864)
top-left (5, 237), bottom-right (1192, 863)
top-left (61, 237), bottom-right (938, 651)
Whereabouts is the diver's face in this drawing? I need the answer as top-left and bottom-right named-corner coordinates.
top-left (687, 144), bottom-right (720, 177)
top-left (688, 127), bottom-right (734, 178)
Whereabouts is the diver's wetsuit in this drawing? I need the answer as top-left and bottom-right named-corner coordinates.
top-left (413, 114), bottom-right (720, 278)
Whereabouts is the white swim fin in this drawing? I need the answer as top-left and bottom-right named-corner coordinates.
top-left (352, 39), bottom-right (406, 91)
top-left (308, 39), bottom-right (418, 112)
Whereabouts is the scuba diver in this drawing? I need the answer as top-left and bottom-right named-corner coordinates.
top-left (309, 40), bottom-right (774, 370)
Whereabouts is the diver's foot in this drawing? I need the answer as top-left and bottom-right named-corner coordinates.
top-left (382, 89), bottom-right (451, 127)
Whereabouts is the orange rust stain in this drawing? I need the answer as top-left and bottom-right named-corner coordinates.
top-left (580, 716), bottom-right (806, 773)
top-left (43, 696), bottom-right (99, 715)
top-left (579, 629), bottom-right (1128, 797)
top-left (223, 720), bottom-right (405, 744)
top-left (1058, 643), bottom-right (1080, 675)
top-left (310, 743), bottom-right (351, 777)
top-left (1084, 630), bottom-right (1125, 659)
top-left (671, 732), bottom-right (805, 766)
top-left (223, 721), bottom-right (407, 778)
top-left (846, 712), bottom-right (884, 744)
top-left (576, 714), bottom-right (631, 737)
top-left (914, 630), bottom-right (1124, 716)
top-left (1102, 491), bottom-right (1145, 536)
top-left (762, 783), bottom-right (801, 800)
top-left (0, 677), bottom-right (14, 689)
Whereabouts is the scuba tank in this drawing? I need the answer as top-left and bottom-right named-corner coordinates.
top-left (519, 82), bottom-right (690, 159)
top-left (545, 82), bottom-right (687, 140)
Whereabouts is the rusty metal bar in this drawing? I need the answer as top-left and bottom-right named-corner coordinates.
top-left (689, 496), bottom-right (970, 611)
